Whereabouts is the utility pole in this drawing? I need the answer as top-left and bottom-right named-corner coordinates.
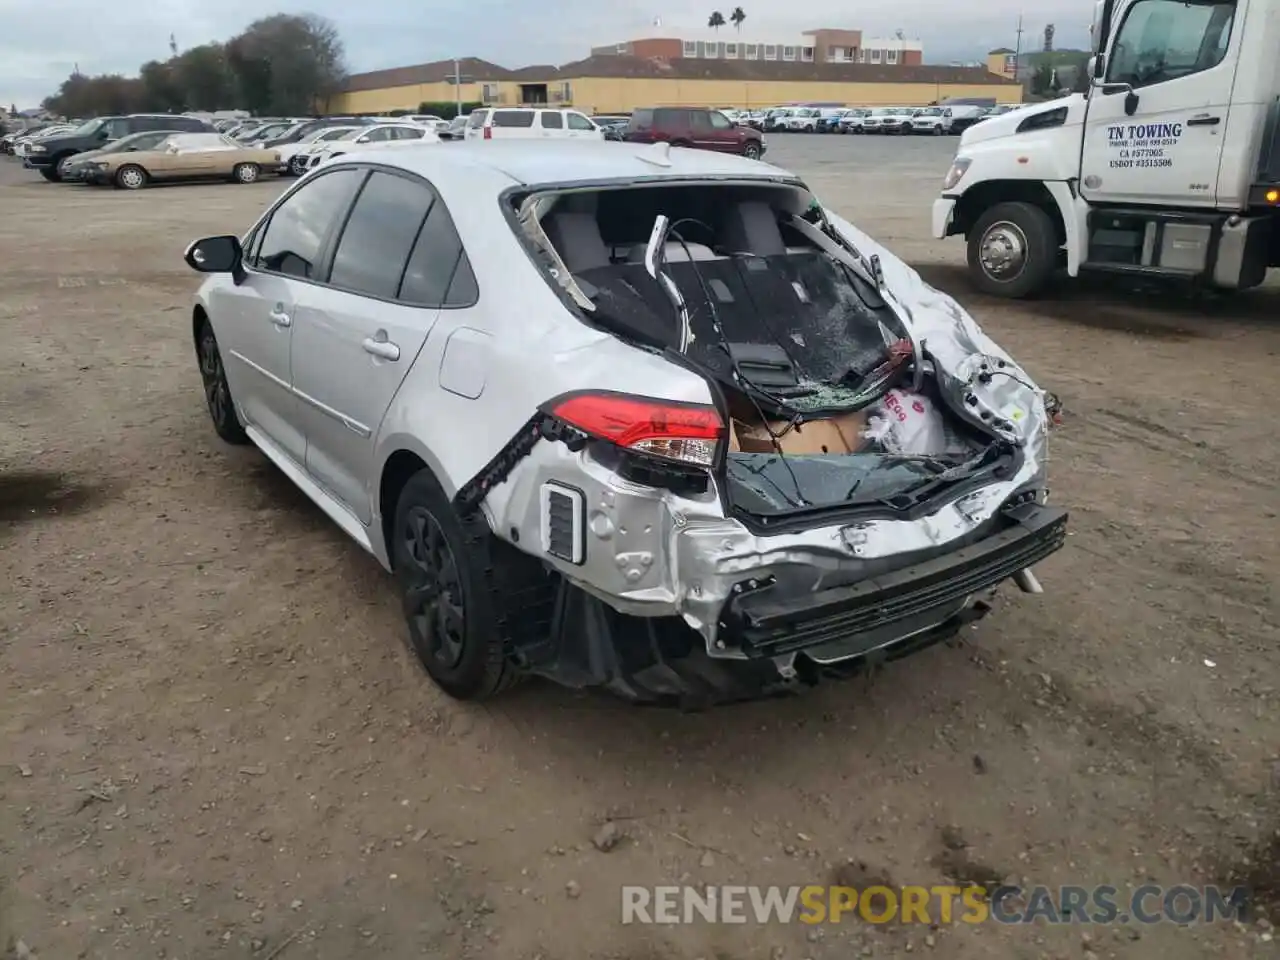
top-left (446, 59), bottom-right (474, 118)
top-left (1013, 15), bottom-right (1024, 81)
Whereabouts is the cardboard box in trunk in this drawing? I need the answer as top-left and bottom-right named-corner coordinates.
top-left (729, 410), bottom-right (869, 455)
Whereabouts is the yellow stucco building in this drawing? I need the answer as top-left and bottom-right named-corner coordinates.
top-left (331, 55), bottom-right (1023, 116)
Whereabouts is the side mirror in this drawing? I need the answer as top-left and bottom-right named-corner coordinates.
top-left (1091, 54), bottom-right (1106, 80)
top-left (184, 235), bottom-right (244, 281)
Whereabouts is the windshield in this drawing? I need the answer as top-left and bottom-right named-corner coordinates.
top-left (69, 118), bottom-right (104, 136)
top-left (317, 127), bottom-right (355, 141)
top-left (917, 108), bottom-right (941, 116)
top-left (338, 128), bottom-right (367, 141)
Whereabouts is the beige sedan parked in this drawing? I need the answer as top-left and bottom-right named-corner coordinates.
top-left (82, 132), bottom-right (279, 190)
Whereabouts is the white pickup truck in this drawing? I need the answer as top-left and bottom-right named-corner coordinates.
top-left (933, 0), bottom-right (1280, 298)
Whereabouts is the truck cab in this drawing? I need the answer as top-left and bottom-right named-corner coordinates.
top-left (934, 0), bottom-right (1280, 298)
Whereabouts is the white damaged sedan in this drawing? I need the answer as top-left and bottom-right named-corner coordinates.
top-left (182, 140), bottom-right (1066, 708)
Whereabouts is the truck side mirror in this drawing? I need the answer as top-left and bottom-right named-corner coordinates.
top-left (1091, 54), bottom-right (1106, 80)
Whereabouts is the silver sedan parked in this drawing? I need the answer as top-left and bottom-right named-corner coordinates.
top-left (184, 141), bottom-right (1066, 707)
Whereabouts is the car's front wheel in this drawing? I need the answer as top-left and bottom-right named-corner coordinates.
top-left (39, 166), bottom-right (62, 183)
top-left (743, 141), bottom-right (762, 160)
top-left (196, 317), bottom-right (249, 444)
top-left (115, 164), bottom-right (148, 190)
top-left (232, 162), bottom-right (260, 184)
top-left (393, 471), bottom-right (518, 701)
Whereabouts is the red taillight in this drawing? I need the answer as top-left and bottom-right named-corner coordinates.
top-left (483, 126), bottom-right (492, 140)
top-left (548, 392), bottom-right (724, 468)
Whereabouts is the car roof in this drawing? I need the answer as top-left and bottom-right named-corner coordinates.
top-left (334, 140), bottom-right (798, 191)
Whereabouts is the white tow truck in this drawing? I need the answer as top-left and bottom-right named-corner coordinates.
top-left (933, 0), bottom-right (1280, 298)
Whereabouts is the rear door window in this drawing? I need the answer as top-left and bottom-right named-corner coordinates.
top-left (328, 171), bottom-right (436, 299)
top-left (400, 194), bottom-right (478, 307)
top-left (540, 112), bottom-right (564, 129)
top-left (653, 108), bottom-right (685, 130)
top-left (493, 110), bottom-right (535, 128)
top-left (628, 109), bottom-right (654, 131)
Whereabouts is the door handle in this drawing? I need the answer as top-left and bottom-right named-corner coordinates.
top-left (362, 336), bottom-right (400, 361)
top-left (1187, 115), bottom-right (1221, 126)
top-left (268, 309), bottom-right (291, 328)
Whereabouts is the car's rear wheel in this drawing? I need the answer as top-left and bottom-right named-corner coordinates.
top-left (196, 317), bottom-right (249, 444)
top-left (743, 142), bottom-right (762, 160)
top-left (115, 164), bottom-right (147, 190)
top-left (233, 162), bottom-right (260, 184)
top-left (393, 471), bottom-right (519, 701)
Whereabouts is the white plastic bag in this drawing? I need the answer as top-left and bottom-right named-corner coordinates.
top-left (864, 388), bottom-right (949, 455)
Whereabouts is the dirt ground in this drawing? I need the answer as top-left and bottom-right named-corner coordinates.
top-left (1, 135), bottom-right (1277, 960)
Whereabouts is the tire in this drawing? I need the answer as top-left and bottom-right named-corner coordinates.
top-left (288, 155), bottom-right (308, 176)
top-left (670, 140), bottom-right (692, 149)
top-left (392, 470), bottom-right (520, 701)
top-left (39, 166), bottom-right (61, 183)
top-left (967, 201), bottom-right (1058, 299)
top-left (933, 125), bottom-right (943, 136)
top-left (195, 317), bottom-right (249, 445)
top-left (115, 164), bottom-right (147, 190)
top-left (232, 162), bottom-right (259, 184)
top-left (743, 142), bottom-right (762, 160)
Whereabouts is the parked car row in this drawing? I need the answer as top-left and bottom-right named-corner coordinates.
top-left (5, 105), bottom-right (775, 190)
top-left (730, 103), bottom-right (1027, 136)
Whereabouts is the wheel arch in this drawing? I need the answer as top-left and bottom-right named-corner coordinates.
top-left (376, 441), bottom-right (465, 572)
top-left (191, 304), bottom-right (208, 353)
top-left (953, 179), bottom-right (1068, 248)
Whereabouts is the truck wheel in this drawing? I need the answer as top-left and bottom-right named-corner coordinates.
top-left (967, 202), bottom-right (1057, 299)
top-left (39, 166), bottom-right (62, 183)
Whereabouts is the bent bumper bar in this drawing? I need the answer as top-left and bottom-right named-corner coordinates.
top-left (719, 503), bottom-right (1068, 660)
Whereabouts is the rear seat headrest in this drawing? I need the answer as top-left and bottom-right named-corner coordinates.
top-left (721, 201), bottom-right (786, 257)
top-left (542, 211), bottom-right (610, 273)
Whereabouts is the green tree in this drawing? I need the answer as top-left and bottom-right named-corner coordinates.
top-left (139, 60), bottom-right (182, 112)
top-left (41, 11), bottom-right (345, 117)
top-left (173, 44), bottom-right (233, 110)
top-left (708, 11), bottom-right (726, 31)
top-left (730, 7), bottom-right (746, 31)
top-left (226, 13), bottom-right (346, 115)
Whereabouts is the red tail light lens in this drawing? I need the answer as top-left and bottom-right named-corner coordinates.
top-left (548, 392), bottom-right (724, 468)
top-left (483, 126), bottom-right (492, 140)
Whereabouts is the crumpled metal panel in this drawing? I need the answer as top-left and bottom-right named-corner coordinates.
top-left (487, 208), bottom-right (1051, 657)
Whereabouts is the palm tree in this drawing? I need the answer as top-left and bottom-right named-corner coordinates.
top-left (730, 7), bottom-right (746, 31)
top-left (708, 11), bottom-right (726, 31)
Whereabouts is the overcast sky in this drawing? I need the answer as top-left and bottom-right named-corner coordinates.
top-left (0, 0), bottom-right (1092, 109)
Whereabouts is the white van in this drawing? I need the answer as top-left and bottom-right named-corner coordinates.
top-left (465, 108), bottom-right (602, 141)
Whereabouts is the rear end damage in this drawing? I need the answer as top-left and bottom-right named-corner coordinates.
top-left (459, 174), bottom-right (1067, 705)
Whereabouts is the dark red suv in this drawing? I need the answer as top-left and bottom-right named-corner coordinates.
top-left (624, 107), bottom-right (766, 159)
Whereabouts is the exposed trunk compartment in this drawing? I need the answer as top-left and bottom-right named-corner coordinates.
top-left (513, 179), bottom-right (1011, 525)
